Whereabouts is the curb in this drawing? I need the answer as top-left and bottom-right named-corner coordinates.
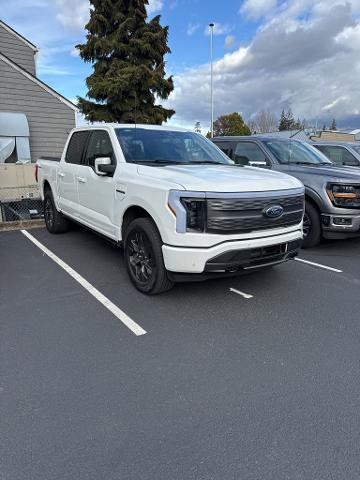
top-left (0, 220), bottom-right (45, 232)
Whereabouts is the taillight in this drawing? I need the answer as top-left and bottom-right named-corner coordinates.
top-left (35, 163), bottom-right (38, 182)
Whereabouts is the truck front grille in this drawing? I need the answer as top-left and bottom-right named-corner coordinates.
top-left (206, 194), bottom-right (304, 234)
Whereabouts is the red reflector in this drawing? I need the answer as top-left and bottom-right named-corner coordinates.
top-left (35, 163), bottom-right (38, 182)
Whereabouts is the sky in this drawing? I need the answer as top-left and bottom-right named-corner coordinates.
top-left (1, 0), bottom-right (360, 132)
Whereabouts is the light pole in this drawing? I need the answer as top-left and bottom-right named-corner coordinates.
top-left (209, 22), bottom-right (214, 138)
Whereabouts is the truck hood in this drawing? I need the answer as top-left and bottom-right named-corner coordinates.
top-left (288, 164), bottom-right (360, 182)
top-left (137, 164), bottom-right (302, 193)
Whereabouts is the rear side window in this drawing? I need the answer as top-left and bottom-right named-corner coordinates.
top-left (315, 145), bottom-right (358, 166)
top-left (84, 130), bottom-right (116, 169)
top-left (65, 131), bottom-right (89, 164)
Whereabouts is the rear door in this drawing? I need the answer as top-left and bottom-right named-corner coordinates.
top-left (58, 131), bottom-right (89, 217)
top-left (76, 129), bottom-right (118, 238)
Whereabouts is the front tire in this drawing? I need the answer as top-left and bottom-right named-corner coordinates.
top-left (44, 190), bottom-right (70, 234)
top-left (124, 218), bottom-right (174, 295)
top-left (302, 201), bottom-right (321, 248)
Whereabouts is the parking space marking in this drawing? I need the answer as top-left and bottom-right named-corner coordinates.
top-left (230, 288), bottom-right (254, 299)
top-left (295, 257), bottom-right (343, 273)
top-left (21, 230), bottom-right (147, 336)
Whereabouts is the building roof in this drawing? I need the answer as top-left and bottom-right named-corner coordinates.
top-left (0, 19), bottom-right (38, 52)
top-left (0, 52), bottom-right (78, 112)
top-left (255, 129), bottom-right (309, 142)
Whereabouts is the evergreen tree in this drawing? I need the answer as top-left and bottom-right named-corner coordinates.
top-left (279, 109), bottom-right (287, 131)
top-left (330, 118), bottom-right (337, 130)
top-left (279, 108), bottom-right (297, 131)
top-left (194, 121), bottom-right (202, 133)
top-left (293, 117), bottom-right (302, 130)
top-left (213, 112), bottom-right (251, 136)
top-left (76, 0), bottom-right (175, 124)
top-left (285, 108), bottom-right (296, 129)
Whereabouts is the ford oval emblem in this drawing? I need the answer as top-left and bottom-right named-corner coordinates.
top-left (264, 205), bottom-right (284, 219)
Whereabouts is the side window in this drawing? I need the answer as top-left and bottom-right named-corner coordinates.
top-left (214, 142), bottom-right (234, 158)
top-left (84, 131), bottom-right (116, 169)
top-left (316, 146), bottom-right (357, 165)
top-left (234, 142), bottom-right (269, 166)
top-left (65, 131), bottom-right (89, 164)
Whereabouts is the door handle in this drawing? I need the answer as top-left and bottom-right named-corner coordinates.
top-left (77, 177), bottom-right (87, 184)
top-left (58, 172), bottom-right (65, 178)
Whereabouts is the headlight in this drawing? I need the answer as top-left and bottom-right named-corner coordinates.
top-left (181, 198), bottom-right (206, 231)
top-left (327, 184), bottom-right (360, 208)
top-left (168, 190), bottom-right (206, 233)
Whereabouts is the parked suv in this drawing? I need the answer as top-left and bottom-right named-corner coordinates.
top-left (312, 142), bottom-right (360, 167)
top-left (36, 125), bottom-right (304, 294)
top-left (212, 136), bottom-right (360, 247)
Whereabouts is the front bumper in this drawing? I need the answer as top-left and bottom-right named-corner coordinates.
top-left (162, 229), bottom-right (303, 274)
top-left (321, 213), bottom-right (360, 238)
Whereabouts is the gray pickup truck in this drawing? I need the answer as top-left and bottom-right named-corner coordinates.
top-left (212, 136), bottom-right (360, 247)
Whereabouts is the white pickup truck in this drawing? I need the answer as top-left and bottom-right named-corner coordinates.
top-left (36, 124), bottom-right (305, 294)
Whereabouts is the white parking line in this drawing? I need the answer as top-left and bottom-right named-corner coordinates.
top-left (295, 257), bottom-right (343, 273)
top-left (21, 230), bottom-right (147, 336)
top-left (230, 288), bottom-right (254, 299)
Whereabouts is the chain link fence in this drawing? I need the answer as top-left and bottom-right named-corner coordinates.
top-left (0, 164), bottom-right (44, 228)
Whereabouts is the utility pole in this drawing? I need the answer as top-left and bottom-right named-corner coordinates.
top-left (209, 23), bottom-right (214, 138)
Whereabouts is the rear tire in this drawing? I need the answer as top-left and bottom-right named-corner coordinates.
top-left (302, 201), bottom-right (321, 248)
top-left (124, 218), bottom-right (174, 295)
top-left (44, 190), bottom-right (70, 234)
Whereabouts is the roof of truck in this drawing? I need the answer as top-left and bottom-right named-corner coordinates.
top-left (74, 123), bottom-right (190, 132)
top-left (212, 135), bottom-right (303, 143)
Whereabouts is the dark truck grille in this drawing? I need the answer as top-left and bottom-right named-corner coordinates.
top-left (206, 194), bottom-right (304, 234)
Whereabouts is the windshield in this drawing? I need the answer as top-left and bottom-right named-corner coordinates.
top-left (263, 139), bottom-right (332, 165)
top-left (115, 128), bottom-right (233, 165)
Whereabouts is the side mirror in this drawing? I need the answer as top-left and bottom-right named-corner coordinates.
top-left (248, 160), bottom-right (268, 168)
top-left (94, 157), bottom-right (115, 176)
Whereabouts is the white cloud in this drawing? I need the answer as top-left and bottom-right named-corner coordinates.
top-left (56, 0), bottom-right (90, 30)
top-left (205, 23), bottom-right (233, 36)
top-left (187, 22), bottom-right (200, 36)
top-left (225, 35), bottom-right (236, 49)
top-left (147, 0), bottom-right (163, 15)
top-left (167, 1), bottom-right (360, 130)
top-left (240, 0), bottom-right (277, 19)
top-left (70, 47), bottom-right (79, 57)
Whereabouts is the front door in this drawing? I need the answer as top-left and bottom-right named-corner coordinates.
top-left (77, 130), bottom-right (117, 238)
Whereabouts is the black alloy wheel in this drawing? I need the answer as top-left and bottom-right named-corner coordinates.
top-left (124, 218), bottom-right (174, 294)
top-left (43, 190), bottom-right (70, 234)
top-left (44, 195), bottom-right (54, 230)
top-left (302, 201), bottom-right (321, 248)
top-left (303, 211), bottom-right (312, 239)
top-left (127, 230), bottom-right (155, 286)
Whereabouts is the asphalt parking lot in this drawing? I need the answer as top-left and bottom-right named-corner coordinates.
top-left (1, 226), bottom-right (360, 480)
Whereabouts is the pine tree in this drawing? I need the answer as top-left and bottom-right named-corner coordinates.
top-left (279, 109), bottom-right (287, 131)
top-left (76, 0), bottom-right (175, 124)
top-left (279, 108), bottom-right (298, 131)
top-left (330, 118), bottom-right (337, 130)
top-left (285, 108), bottom-right (295, 129)
top-left (194, 121), bottom-right (201, 133)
